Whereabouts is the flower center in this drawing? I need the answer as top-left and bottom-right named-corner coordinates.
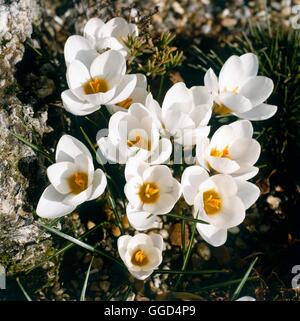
top-left (203, 189), bottom-right (222, 215)
top-left (68, 172), bottom-right (88, 195)
top-left (213, 102), bottom-right (232, 115)
top-left (117, 97), bottom-right (133, 109)
top-left (138, 182), bottom-right (160, 204)
top-left (83, 77), bottom-right (109, 94)
top-left (131, 249), bottom-right (149, 266)
top-left (210, 145), bottom-right (231, 159)
top-left (127, 132), bottom-right (151, 150)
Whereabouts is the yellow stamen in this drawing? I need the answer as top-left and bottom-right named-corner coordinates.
top-left (131, 249), bottom-right (148, 266)
top-left (138, 182), bottom-right (160, 204)
top-left (203, 189), bottom-right (222, 215)
top-left (127, 133), bottom-right (151, 150)
top-left (213, 102), bottom-right (232, 115)
top-left (210, 145), bottom-right (231, 159)
top-left (117, 97), bottom-right (133, 109)
top-left (83, 77), bottom-right (109, 94)
top-left (68, 172), bottom-right (88, 195)
top-left (232, 86), bottom-right (239, 94)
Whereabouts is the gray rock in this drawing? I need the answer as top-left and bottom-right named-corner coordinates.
top-left (0, 0), bottom-right (53, 275)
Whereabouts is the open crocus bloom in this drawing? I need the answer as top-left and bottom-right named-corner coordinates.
top-left (36, 135), bottom-right (107, 218)
top-left (118, 233), bottom-right (163, 280)
top-left (61, 49), bottom-right (137, 116)
top-left (84, 17), bottom-right (138, 57)
top-left (64, 18), bottom-right (138, 67)
top-left (196, 120), bottom-right (261, 180)
top-left (124, 159), bottom-right (181, 230)
top-left (98, 103), bottom-right (172, 164)
top-left (181, 166), bottom-right (260, 246)
top-left (204, 53), bottom-right (277, 120)
top-left (146, 82), bottom-right (213, 147)
top-left (106, 73), bottom-right (148, 114)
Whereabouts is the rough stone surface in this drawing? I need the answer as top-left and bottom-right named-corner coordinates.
top-left (0, 0), bottom-right (53, 275)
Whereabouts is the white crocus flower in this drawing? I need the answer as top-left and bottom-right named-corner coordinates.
top-left (106, 73), bottom-right (148, 114)
top-left (36, 135), bottom-right (107, 218)
top-left (84, 17), bottom-right (138, 57)
top-left (146, 82), bottom-right (213, 146)
top-left (196, 120), bottom-right (261, 180)
top-left (181, 166), bottom-right (260, 247)
top-left (118, 233), bottom-right (163, 280)
top-left (124, 159), bottom-right (181, 230)
top-left (97, 103), bottom-right (172, 164)
top-left (204, 53), bottom-right (277, 120)
top-left (64, 18), bottom-right (138, 66)
top-left (61, 49), bottom-right (137, 116)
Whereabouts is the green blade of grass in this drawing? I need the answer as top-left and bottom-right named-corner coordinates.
top-left (155, 269), bottom-right (230, 275)
top-left (16, 277), bottom-right (32, 301)
top-left (37, 222), bottom-right (125, 268)
top-left (11, 132), bottom-right (54, 163)
top-left (26, 221), bottom-right (109, 274)
top-left (231, 257), bottom-right (259, 301)
top-left (166, 213), bottom-right (208, 225)
top-left (174, 211), bottom-right (199, 289)
top-left (198, 276), bottom-right (259, 292)
top-left (80, 256), bottom-right (94, 301)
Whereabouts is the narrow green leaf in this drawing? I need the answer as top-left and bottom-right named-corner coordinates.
top-left (11, 132), bottom-right (54, 163)
top-left (80, 256), bottom-right (94, 301)
top-left (37, 222), bottom-right (125, 268)
top-left (16, 277), bottom-right (32, 301)
top-left (231, 257), bottom-right (258, 301)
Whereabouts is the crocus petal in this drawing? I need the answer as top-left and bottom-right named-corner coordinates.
top-left (117, 235), bottom-right (132, 262)
top-left (232, 165), bottom-right (259, 181)
top-left (129, 270), bottom-right (153, 280)
top-left (204, 68), bottom-right (219, 94)
top-left (90, 50), bottom-right (126, 81)
top-left (97, 17), bottom-right (129, 38)
top-left (127, 233), bottom-right (153, 251)
top-left (236, 296), bottom-right (256, 301)
top-left (235, 103), bottom-right (277, 121)
top-left (219, 55), bottom-right (243, 91)
top-left (208, 156), bottom-right (240, 174)
top-left (83, 88), bottom-right (116, 105)
top-left (181, 165), bottom-right (209, 205)
top-left (220, 92), bottom-right (252, 113)
top-left (66, 60), bottom-right (90, 90)
top-left (229, 119), bottom-right (253, 138)
top-left (162, 82), bottom-right (191, 110)
top-left (235, 179), bottom-right (260, 209)
top-left (229, 138), bottom-right (261, 165)
top-left (63, 185), bottom-right (93, 207)
top-left (149, 138), bottom-right (172, 165)
top-left (127, 207), bottom-right (158, 231)
top-left (56, 135), bottom-right (93, 163)
top-left (149, 233), bottom-right (164, 251)
top-left (125, 158), bottom-right (149, 182)
top-left (84, 17), bottom-right (104, 40)
top-left (61, 89), bottom-right (99, 116)
top-left (64, 35), bottom-right (97, 67)
top-left (88, 169), bottom-right (107, 201)
top-left (190, 85), bottom-right (213, 106)
top-left (210, 174), bottom-right (238, 197)
top-left (107, 74), bottom-right (137, 105)
top-left (239, 76), bottom-right (274, 106)
top-left (36, 185), bottom-right (76, 218)
top-left (197, 223), bottom-right (228, 247)
top-left (46, 162), bottom-right (77, 195)
top-left (240, 53), bottom-right (258, 79)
